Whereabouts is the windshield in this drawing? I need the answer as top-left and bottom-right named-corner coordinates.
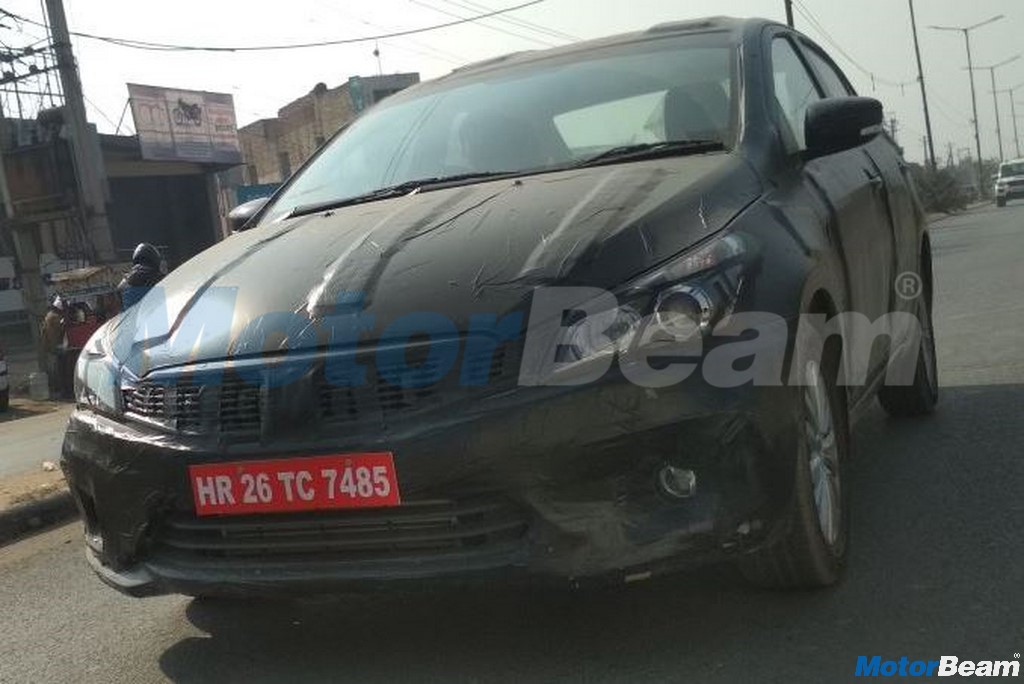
top-left (261, 36), bottom-right (735, 223)
top-left (999, 162), bottom-right (1024, 177)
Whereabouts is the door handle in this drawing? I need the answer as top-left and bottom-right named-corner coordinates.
top-left (866, 173), bottom-right (884, 190)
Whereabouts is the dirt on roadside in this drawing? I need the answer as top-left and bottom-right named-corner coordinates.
top-left (0, 397), bottom-right (71, 424)
top-left (0, 468), bottom-right (68, 511)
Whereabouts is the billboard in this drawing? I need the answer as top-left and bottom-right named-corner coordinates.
top-left (128, 83), bottom-right (242, 164)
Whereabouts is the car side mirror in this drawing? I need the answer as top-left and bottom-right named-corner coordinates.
top-left (804, 96), bottom-right (883, 159)
top-left (228, 197), bottom-right (270, 232)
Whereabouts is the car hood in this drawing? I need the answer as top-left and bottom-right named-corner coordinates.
top-left (111, 153), bottom-right (761, 371)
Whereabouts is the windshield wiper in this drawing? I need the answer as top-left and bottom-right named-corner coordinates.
top-left (288, 171), bottom-right (517, 218)
top-left (573, 140), bottom-right (725, 168)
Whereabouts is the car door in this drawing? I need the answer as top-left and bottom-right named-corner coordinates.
top-left (770, 35), bottom-right (896, 386)
top-left (798, 39), bottom-right (912, 315)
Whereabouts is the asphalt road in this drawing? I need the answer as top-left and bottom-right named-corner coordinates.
top-left (1, 203), bottom-right (1022, 683)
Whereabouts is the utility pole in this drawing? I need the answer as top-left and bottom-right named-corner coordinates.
top-left (931, 15), bottom-right (1005, 196)
top-left (887, 114), bottom-right (899, 143)
top-left (1011, 96), bottom-right (1021, 159)
top-left (784, 0), bottom-right (794, 27)
top-left (1016, 100), bottom-right (1024, 160)
top-left (970, 55), bottom-right (1020, 162)
top-left (43, 0), bottom-right (115, 263)
top-left (908, 0), bottom-right (936, 168)
top-left (993, 83), bottom-right (1024, 159)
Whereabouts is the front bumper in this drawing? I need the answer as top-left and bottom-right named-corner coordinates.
top-left (996, 185), bottom-right (1024, 200)
top-left (62, 368), bottom-right (802, 597)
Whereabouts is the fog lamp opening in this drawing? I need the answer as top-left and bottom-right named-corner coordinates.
top-left (657, 465), bottom-right (697, 499)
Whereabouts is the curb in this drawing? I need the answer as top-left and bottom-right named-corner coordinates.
top-left (0, 489), bottom-right (79, 547)
top-left (927, 201), bottom-right (990, 226)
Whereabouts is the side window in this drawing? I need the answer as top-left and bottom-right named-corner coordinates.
top-left (771, 37), bottom-right (822, 151)
top-left (801, 42), bottom-right (855, 98)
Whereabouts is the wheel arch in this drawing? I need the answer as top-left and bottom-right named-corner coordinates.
top-left (806, 288), bottom-right (844, 380)
top-left (919, 230), bottom-right (933, 311)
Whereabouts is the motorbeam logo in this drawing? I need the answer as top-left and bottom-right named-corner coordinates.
top-left (855, 654), bottom-right (1020, 677)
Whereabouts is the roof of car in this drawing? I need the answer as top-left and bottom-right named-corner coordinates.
top-left (429, 16), bottom-right (773, 83)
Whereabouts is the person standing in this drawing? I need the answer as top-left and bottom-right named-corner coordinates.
top-left (40, 296), bottom-right (66, 395)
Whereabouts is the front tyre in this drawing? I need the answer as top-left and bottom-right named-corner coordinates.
top-left (740, 347), bottom-right (849, 589)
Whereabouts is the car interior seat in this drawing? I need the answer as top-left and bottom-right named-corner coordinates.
top-left (663, 82), bottom-right (731, 144)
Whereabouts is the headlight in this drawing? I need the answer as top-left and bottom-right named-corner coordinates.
top-left (557, 234), bottom-right (749, 365)
top-left (652, 284), bottom-right (714, 340)
top-left (638, 233), bottom-right (747, 345)
top-left (559, 304), bottom-right (642, 363)
top-left (74, 330), bottom-right (121, 416)
top-left (520, 233), bottom-right (752, 386)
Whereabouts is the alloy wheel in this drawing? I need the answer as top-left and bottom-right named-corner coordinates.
top-left (803, 360), bottom-right (841, 547)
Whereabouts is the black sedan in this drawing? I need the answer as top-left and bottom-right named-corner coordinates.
top-left (63, 16), bottom-right (936, 597)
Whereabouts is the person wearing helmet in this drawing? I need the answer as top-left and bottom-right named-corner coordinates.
top-left (40, 295), bottom-right (65, 352)
top-left (119, 243), bottom-right (165, 309)
top-left (40, 295), bottom-right (67, 395)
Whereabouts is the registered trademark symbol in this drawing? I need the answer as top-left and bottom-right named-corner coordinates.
top-left (895, 271), bottom-right (923, 300)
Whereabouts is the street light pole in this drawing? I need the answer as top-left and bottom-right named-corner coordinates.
top-left (990, 69), bottom-right (1003, 159)
top-left (931, 15), bottom-right (1004, 196)
top-left (908, 0), bottom-right (936, 168)
top-left (963, 30), bottom-right (984, 189)
top-left (1011, 97), bottom-right (1021, 159)
top-left (995, 82), bottom-right (1024, 159)
top-left (971, 55), bottom-right (1021, 162)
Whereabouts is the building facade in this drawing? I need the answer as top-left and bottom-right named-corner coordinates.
top-left (238, 73), bottom-right (420, 185)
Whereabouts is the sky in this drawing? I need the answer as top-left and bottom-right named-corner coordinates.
top-left (2, 0), bottom-right (1023, 165)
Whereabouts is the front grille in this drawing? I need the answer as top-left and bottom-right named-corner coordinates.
top-left (155, 496), bottom-right (528, 561)
top-left (124, 338), bottom-right (522, 437)
top-left (219, 380), bottom-right (261, 434)
top-left (123, 377), bottom-right (263, 438)
top-left (318, 340), bottom-right (522, 426)
top-left (124, 382), bottom-right (165, 417)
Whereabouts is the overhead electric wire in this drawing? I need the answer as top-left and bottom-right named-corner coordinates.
top-left (929, 90), bottom-right (972, 126)
top-left (792, 0), bottom-right (914, 90)
top-left (312, 1), bottom-right (474, 66)
top-left (113, 98), bottom-right (130, 135)
top-left (795, 1), bottom-right (970, 128)
top-left (793, 0), bottom-right (985, 166)
top-left (438, 0), bottom-right (579, 42)
top-left (0, 0), bottom-right (546, 52)
top-left (82, 93), bottom-right (120, 130)
top-left (409, 0), bottom-right (558, 47)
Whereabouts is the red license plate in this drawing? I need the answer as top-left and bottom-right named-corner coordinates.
top-left (189, 452), bottom-right (401, 516)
